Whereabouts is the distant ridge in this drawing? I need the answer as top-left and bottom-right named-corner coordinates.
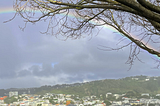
top-left (1, 75), bottom-right (160, 97)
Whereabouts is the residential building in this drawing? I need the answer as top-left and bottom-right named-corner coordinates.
top-left (9, 91), bottom-right (18, 97)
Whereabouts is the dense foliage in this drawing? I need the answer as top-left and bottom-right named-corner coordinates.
top-left (1, 76), bottom-right (160, 98)
top-left (4, 96), bottom-right (17, 104)
top-left (36, 76), bottom-right (160, 97)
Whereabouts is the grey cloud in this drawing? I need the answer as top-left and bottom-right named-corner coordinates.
top-left (0, 76), bottom-right (40, 89)
top-left (17, 63), bottom-right (58, 77)
top-left (16, 33), bottom-right (159, 83)
top-left (17, 69), bottom-right (32, 77)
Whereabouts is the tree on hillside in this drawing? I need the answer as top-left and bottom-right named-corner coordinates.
top-left (104, 99), bottom-right (112, 105)
top-left (12, 0), bottom-right (160, 66)
top-left (4, 96), bottom-right (17, 104)
top-left (125, 90), bottom-right (140, 98)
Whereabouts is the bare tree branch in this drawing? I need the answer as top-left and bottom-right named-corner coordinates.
top-left (8, 0), bottom-right (160, 67)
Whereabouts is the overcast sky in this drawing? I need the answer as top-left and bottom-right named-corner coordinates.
top-left (0, 0), bottom-right (160, 89)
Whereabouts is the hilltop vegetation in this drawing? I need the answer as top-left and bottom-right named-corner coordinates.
top-left (1, 75), bottom-right (160, 97)
top-left (37, 75), bottom-right (160, 97)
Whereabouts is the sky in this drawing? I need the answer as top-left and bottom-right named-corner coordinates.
top-left (0, 0), bottom-right (160, 89)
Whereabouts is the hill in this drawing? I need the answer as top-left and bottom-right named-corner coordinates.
top-left (1, 75), bottom-right (160, 97)
top-left (47, 75), bottom-right (160, 97)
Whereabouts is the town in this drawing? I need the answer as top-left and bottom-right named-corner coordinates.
top-left (1, 91), bottom-right (160, 106)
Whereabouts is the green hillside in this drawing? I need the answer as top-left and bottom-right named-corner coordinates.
top-left (38, 75), bottom-right (160, 97)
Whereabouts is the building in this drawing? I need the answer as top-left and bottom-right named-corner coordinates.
top-left (9, 91), bottom-right (18, 97)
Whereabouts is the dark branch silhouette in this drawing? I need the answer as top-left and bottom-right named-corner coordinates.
top-left (10, 0), bottom-right (160, 67)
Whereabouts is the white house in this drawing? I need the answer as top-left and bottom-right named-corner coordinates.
top-left (9, 91), bottom-right (18, 97)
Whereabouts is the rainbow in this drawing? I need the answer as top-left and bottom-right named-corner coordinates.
top-left (0, 7), bottom-right (123, 34)
top-left (0, 7), bottom-right (122, 35)
top-left (0, 7), bottom-right (16, 14)
top-left (1, 7), bottom-right (159, 59)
